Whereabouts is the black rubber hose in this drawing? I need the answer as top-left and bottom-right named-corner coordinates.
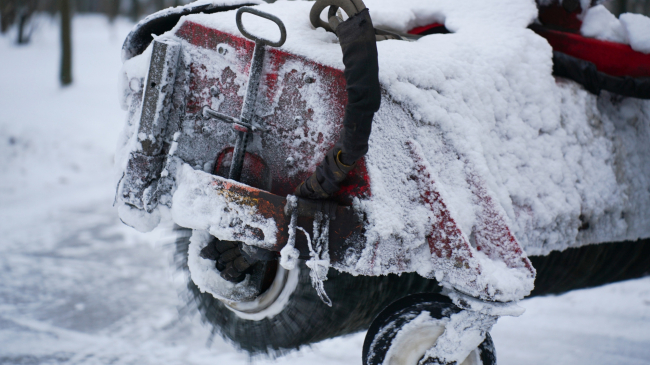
top-left (552, 51), bottom-right (650, 99)
top-left (335, 8), bottom-right (381, 164)
top-left (295, 8), bottom-right (381, 198)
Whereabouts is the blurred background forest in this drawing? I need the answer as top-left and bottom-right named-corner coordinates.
top-left (0, 0), bottom-right (197, 85)
top-left (2, 0), bottom-right (649, 38)
top-left (2, 0), bottom-right (188, 31)
top-left (1, 0), bottom-right (649, 87)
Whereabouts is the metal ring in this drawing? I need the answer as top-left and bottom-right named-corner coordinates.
top-left (236, 7), bottom-right (287, 47)
top-left (327, 6), bottom-right (342, 30)
top-left (309, 0), bottom-right (364, 32)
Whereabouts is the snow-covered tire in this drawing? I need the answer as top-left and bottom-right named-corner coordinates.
top-left (363, 293), bottom-right (496, 365)
top-left (173, 226), bottom-right (443, 356)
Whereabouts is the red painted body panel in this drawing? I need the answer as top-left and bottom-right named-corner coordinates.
top-left (409, 16), bottom-right (650, 79)
top-left (533, 25), bottom-right (650, 78)
top-left (538, 4), bottom-right (583, 31)
top-left (408, 23), bottom-right (446, 35)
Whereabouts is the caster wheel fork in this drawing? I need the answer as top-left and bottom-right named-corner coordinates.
top-left (363, 292), bottom-right (516, 365)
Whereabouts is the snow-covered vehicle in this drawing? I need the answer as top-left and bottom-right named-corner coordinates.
top-left (115, 0), bottom-right (650, 364)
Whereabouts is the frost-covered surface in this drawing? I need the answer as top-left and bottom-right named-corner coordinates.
top-left (114, 0), bottom-right (650, 301)
top-left (167, 0), bottom-right (650, 255)
top-left (1, 15), bottom-right (650, 364)
top-left (581, 5), bottom-right (650, 53)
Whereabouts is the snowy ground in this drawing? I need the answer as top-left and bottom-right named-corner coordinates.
top-left (1, 14), bottom-right (649, 365)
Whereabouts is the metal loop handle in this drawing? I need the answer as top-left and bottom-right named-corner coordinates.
top-left (236, 7), bottom-right (287, 47)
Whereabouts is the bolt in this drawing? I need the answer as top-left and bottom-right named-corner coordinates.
top-left (129, 78), bottom-right (142, 92)
top-left (218, 46), bottom-right (228, 55)
top-left (304, 75), bottom-right (316, 84)
top-left (210, 86), bottom-right (220, 97)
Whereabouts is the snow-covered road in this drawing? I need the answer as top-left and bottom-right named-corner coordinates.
top-left (1, 14), bottom-right (649, 365)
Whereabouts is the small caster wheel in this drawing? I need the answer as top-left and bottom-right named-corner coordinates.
top-left (363, 293), bottom-right (496, 365)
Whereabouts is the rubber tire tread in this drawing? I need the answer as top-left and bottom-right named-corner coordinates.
top-left (174, 227), bottom-right (442, 357)
top-left (529, 238), bottom-right (650, 297)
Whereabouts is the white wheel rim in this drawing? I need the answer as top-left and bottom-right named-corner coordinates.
top-left (222, 264), bottom-right (300, 321)
top-left (384, 312), bottom-right (482, 365)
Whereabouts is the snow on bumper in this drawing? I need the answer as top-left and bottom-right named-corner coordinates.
top-left (172, 163), bottom-right (278, 249)
top-left (170, 163), bottom-right (535, 302)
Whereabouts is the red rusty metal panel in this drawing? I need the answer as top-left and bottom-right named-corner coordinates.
top-left (175, 20), bottom-right (370, 205)
top-left (207, 175), bottom-right (364, 262)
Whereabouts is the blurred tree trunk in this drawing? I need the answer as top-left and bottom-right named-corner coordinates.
top-left (155, 0), bottom-right (165, 11)
top-left (173, 0), bottom-right (181, 7)
top-left (1, 0), bottom-right (16, 34)
top-left (60, 0), bottom-right (72, 86)
top-left (607, 0), bottom-right (650, 17)
top-left (130, 0), bottom-right (139, 22)
top-left (108, 0), bottom-right (120, 22)
top-left (16, 0), bottom-right (36, 44)
top-left (608, 0), bottom-right (626, 16)
top-left (17, 9), bottom-right (27, 43)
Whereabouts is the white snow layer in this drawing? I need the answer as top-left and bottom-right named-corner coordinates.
top-left (580, 5), bottom-right (629, 44)
top-left (171, 163), bottom-right (278, 248)
top-left (581, 5), bottom-right (650, 53)
top-left (117, 0), bottom-right (650, 300)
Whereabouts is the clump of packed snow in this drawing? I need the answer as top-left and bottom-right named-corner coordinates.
top-left (422, 310), bottom-right (497, 364)
top-left (187, 229), bottom-right (260, 301)
top-left (581, 5), bottom-right (650, 54)
top-left (581, 5), bottom-right (629, 43)
top-left (619, 12), bottom-right (650, 54)
top-left (378, 312), bottom-right (449, 365)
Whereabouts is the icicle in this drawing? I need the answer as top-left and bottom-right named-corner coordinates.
top-left (282, 195), bottom-right (332, 306)
top-left (297, 212), bottom-right (332, 307)
top-left (280, 195), bottom-right (300, 270)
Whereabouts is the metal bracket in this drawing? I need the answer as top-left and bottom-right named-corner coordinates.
top-left (202, 106), bottom-right (267, 133)
top-left (224, 7), bottom-right (287, 181)
top-left (118, 39), bottom-right (181, 211)
top-left (418, 289), bottom-right (525, 364)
